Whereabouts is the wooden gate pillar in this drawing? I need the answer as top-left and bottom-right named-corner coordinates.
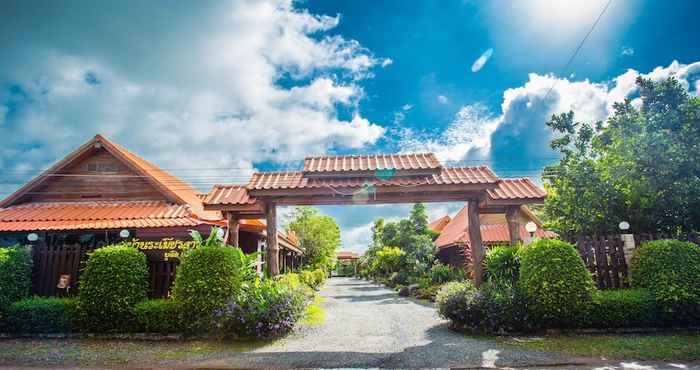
top-left (265, 203), bottom-right (280, 276)
top-left (505, 207), bottom-right (521, 246)
top-left (224, 213), bottom-right (240, 247)
top-left (467, 200), bottom-right (484, 287)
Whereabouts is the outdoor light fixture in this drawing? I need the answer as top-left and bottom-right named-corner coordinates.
top-left (618, 221), bottom-right (630, 231)
top-left (27, 233), bottom-right (39, 242)
top-left (525, 221), bottom-right (537, 236)
top-left (216, 228), bottom-right (225, 239)
top-left (119, 229), bottom-right (130, 238)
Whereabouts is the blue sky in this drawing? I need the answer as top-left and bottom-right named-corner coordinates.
top-left (1, 0), bottom-right (699, 252)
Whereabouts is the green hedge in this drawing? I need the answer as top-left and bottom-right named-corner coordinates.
top-left (587, 289), bottom-right (656, 328)
top-left (485, 245), bottom-right (520, 289)
top-left (173, 245), bottom-right (246, 332)
top-left (519, 239), bottom-right (595, 328)
top-left (630, 239), bottom-right (700, 323)
top-left (4, 297), bottom-right (77, 333)
top-left (134, 299), bottom-right (180, 333)
top-left (77, 245), bottom-right (148, 332)
top-left (0, 246), bottom-right (33, 318)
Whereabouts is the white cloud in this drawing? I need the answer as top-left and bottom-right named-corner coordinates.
top-left (437, 95), bottom-right (449, 104)
top-left (402, 104), bottom-right (413, 111)
top-left (621, 46), bottom-right (634, 56)
top-left (471, 48), bottom-right (494, 72)
top-left (381, 58), bottom-right (393, 68)
top-left (0, 0), bottom-right (386, 193)
top-left (393, 111), bottom-right (406, 125)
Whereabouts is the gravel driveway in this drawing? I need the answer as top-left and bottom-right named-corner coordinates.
top-left (201, 277), bottom-right (574, 368)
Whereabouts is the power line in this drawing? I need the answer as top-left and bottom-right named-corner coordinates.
top-left (543, 0), bottom-right (613, 101)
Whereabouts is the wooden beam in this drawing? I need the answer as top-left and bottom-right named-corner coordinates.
top-left (265, 202), bottom-right (280, 276)
top-left (225, 213), bottom-right (240, 247)
top-left (506, 207), bottom-right (521, 246)
top-left (467, 200), bottom-right (485, 287)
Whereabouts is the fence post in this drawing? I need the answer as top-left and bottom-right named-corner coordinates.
top-left (620, 233), bottom-right (635, 266)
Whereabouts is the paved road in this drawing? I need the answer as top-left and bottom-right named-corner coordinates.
top-left (199, 277), bottom-right (579, 368)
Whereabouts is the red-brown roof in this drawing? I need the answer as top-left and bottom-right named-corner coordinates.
top-left (486, 178), bottom-right (546, 201)
top-left (337, 251), bottom-right (359, 260)
top-left (247, 166), bottom-right (499, 190)
top-left (0, 201), bottom-right (212, 232)
top-left (434, 206), bottom-right (556, 249)
top-left (203, 185), bottom-right (257, 205)
top-left (303, 153), bottom-right (441, 173)
top-left (428, 215), bottom-right (452, 233)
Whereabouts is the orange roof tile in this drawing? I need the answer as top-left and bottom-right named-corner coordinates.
top-left (486, 178), bottom-right (546, 201)
top-left (428, 215), bottom-right (452, 233)
top-left (337, 251), bottom-right (359, 260)
top-left (247, 166), bottom-right (499, 190)
top-left (0, 201), bottom-right (211, 232)
top-left (203, 185), bottom-right (256, 205)
top-left (303, 153), bottom-right (441, 173)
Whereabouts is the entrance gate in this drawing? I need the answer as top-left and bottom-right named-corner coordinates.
top-left (203, 153), bottom-right (546, 286)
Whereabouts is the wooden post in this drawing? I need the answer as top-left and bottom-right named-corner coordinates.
top-left (265, 203), bottom-right (280, 276)
top-left (505, 207), bottom-right (521, 246)
top-left (225, 213), bottom-right (240, 247)
top-left (467, 200), bottom-right (485, 287)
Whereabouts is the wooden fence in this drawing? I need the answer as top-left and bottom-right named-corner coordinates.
top-left (574, 233), bottom-right (699, 289)
top-left (32, 244), bottom-right (178, 298)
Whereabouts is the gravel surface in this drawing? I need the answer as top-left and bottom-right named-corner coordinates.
top-left (200, 277), bottom-right (576, 368)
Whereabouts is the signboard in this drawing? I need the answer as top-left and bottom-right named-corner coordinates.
top-left (121, 237), bottom-right (197, 261)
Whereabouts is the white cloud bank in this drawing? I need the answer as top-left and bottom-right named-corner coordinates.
top-left (0, 0), bottom-right (386, 193)
top-left (471, 48), bottom-right (494, 72)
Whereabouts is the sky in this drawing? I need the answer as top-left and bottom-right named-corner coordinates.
top-left (1, 0), bottom-right (699, 253)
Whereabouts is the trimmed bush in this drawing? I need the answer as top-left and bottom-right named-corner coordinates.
top-left (4, 297), bottom-right (77, 333)
top-left (77, 245), bottom-right (148, 332)
top-left (587, 289), bottom-right (656, 328)
top-left (435, 281), bottom-right (476, 324)
top-left (0, 246), bottom-right (33, 318)
top-left (134, 299), bottom-right (180, 333)
top-left (629, 239), bottom-right (700, 323)
top-left (519, 239), bottom-right (595, 328)
top-left (485, 245), bottom-right (520, 289)
top-left (299, 268), bottom-right (326, 290)
top-left (481, 284), bottom-right (537, 333)
top-left (173, 245), bottom-right (248, 332)
top-left (213, 279), bottom-right (308, 338)
top-left (430, 262), bottom-right (466, 284)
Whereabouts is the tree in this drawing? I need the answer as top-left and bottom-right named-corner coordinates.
top-left (410, 203), bottom-right (429, 234)
top-left (543, 77), bottom-right (700, 237)
top-left (286, 206), bottom-right (341, 271)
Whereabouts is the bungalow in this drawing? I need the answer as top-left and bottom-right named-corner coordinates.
top-left (431, 179), bottom-right (557, 268)
top-left (0, 135), bottom-right (301, 297)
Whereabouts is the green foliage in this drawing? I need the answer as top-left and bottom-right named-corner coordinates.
top-left (276, 273), bottom-right (314, 299)
top-left (299, 268), bottom-right (326, 290)
top-left (286, 207), bottom-right (341, 271)
top-left (485, 245), bottom-right (520, 289)
top-left (77, 245), bottom-right (148, 332)
top-left (0, 246), bottom-right (32, 318)
top-left (629, 239), bottom-right (700, 323)
top-left (134, 299), bottom-right (180, 333)
top-left (435, 281), bottom-right (476, 323)
top-left (334, 261), bottom-right (356, 277)
top-left (543, 77), bottom-right (700, 237)
top-left (429, 262), bottom-right (466, 284)
top-left (4, 298), bottom-right (77, 333)
top-left (587, 289), bottom-right (656, 328)
top-left (372, 246), bottom-right (405, 276)
top-left (519, 239), bottom-right (595, 327)
top-left (173, 235), bottom-right (256, 332)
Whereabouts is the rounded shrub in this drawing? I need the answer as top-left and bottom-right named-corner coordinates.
top-left (485, 245), bottom-right (520, 289)
top-left (5, 297), bottom-right (77, 333)
top-left (435, 281), bottom-right (476, 324)
top-left (629, 239), bottom-right (700, 323)
top-left (77, 245), bottom-right (148, 332)
top-left (519, 239), bottom-right (595, 327)
top-left (173, 245), bottom-right (245, 332)
top-left (587, 289), bottom-right (656, 328)
top-left (0, 246), bottom-right (33, 318)
top-left (134, 299), bottom-right (180, 333)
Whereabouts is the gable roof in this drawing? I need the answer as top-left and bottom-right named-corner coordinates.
top-left (428, 215), bottom-right (452, 233)
top-left (0, 135), bottom-right (220, 221)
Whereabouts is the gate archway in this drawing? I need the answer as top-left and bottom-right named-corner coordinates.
top-left (203, 153), bottom-right (546, 286)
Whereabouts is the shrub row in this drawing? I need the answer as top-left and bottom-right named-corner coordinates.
top-left (0, 246), bottom-right (33, 319)
top-left (437, 238), bottom-right (700, 332)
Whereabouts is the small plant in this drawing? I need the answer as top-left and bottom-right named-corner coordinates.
top-left (77, 245), bottom-right (148, 332)
top-left (4, 297), bottom-right (77, 333)
top-left (429, 262), bottom-right (466, 284)
top-left (0, 246), bottom-right (33, 318)
top-left (485, 244), bottom-right (520, 289)
top-left (629, 239), bottom-right (700, 323)
top-left (134, 299), bottom-right (180, 333)
top-left (519, 239), bottom-right (595, 328)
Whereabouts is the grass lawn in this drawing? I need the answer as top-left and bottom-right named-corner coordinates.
top-left (498, 332), bottom-right (700, 361)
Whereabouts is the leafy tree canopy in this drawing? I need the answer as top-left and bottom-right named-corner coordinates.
top-left (543, 77), bottom-right (700, 238)
top-left (285, 206), bottom-right (341, 270)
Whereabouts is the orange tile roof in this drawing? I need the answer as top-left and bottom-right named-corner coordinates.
top-left (303, 153), bottom-right (441, 173)
top-left (337, 251), bottom-right (359, 260)
top-left (428, 215), bottom-right (452, 233)
top-left (203, 185), bottom-right (257, 205)
top-left (248, 166), bottom-right (499, 190)
top-left (486, 178), bottom-right (546, 201)
top-left (0, 201), bottom-right (212, 232)
top-left (434, 206), bottom-right (556, 249)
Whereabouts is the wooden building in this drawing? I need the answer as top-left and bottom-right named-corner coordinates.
top-left (0, 135), bottom-right (301, 297)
